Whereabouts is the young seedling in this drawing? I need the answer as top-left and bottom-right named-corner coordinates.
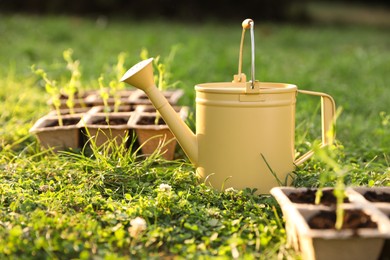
top-left (314, 109), bottom-right (346, 230)
top-left (98, 75), bottom-right (110, 124)
top-left (31, 65), bottom-right (63, 126)
top-left (63, 49), bottom-right (81, 115)
top-left (314, 144), bottom-right (348, 230)
top-left (97, 52), bottom-right (127, 113)
top-left (109, 52), bottom-right (127, 113)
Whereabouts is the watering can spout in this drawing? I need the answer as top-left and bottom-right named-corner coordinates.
top-left (120, 58), bottom-right (198, 165)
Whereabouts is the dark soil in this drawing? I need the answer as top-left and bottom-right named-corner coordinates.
top-left (59, 93), bottom-right (75, 99)
top-left (116, 106), bottom-right (135, 112)
top-left (59, 111), bottom-right (73, 116)
top-left (143, 107), bottom-right (157, 112)
top-left (363, 191), bottom-right (390, 203)
top-left (59, 108), bottom-right (90, 115)
top-left (138, 116), bottom-right (166, 125)
top-left (139, 92), bottom-right (172, 100)
top-left (92, 117), bottom-right (128, 125)
top-left (45, 118), bottom-right (80, 127)
top-left (103, 106), bottom-right (134, 113)
top-left (59, 91), bottom-right (88, 99)
top-left (142, 106), bottom-right (180, 113)
top-left (288, 189), bottom-right (349, 206)
top-left (308, 209), bottom-right (378, 230)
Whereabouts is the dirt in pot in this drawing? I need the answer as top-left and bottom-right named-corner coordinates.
top-left (138, 116), bottom-right (166, 125)
top-left (139, 94), bottom-right (149, 100)
top-left (45, 118), bottom-right (80, 127)
top-left (60, 108), bottom-right (91, 115)
top-left (59, 93), bottom-right (78, 99)
top-left (59, 91), bottom-right (91, 100)
top-left (103, 106), bottom-right (135, 113)
top-left (363, 191), bottom-right (390, 203)
top-left (142, 106), bottom-right (181, 113)
top-left (308, 209), bottom-right (378, 230)
top-left (117, 106), bottom-right (135, 112)
top-left (288, 189), bottom-right (349, 206)
top-left (92, 118), bottom-right (128, 125)
top-left (143, 107), bottom-right (157, 112)
top-left (59, 110), bottom-right (74, 116)
top-left (140, 92), bottom-right (172, 100)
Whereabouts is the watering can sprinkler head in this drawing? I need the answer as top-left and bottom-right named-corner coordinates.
top-left (120, 58), bottom-right (155, 91)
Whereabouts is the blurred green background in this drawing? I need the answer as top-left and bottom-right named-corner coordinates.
top-left (1, 0), bottom-right (389, 25)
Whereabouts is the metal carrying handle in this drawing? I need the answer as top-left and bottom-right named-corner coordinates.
top-left (294, 90), bottom-right (336, 166)
top-left (234, 19), bottom-right (257, 90)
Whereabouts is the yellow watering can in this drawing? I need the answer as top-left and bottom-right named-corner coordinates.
top-left (121, 19), bottom-right (336, 194)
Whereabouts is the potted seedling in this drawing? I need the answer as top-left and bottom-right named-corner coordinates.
top-left (110, 52), bottom-right (130, 112)
top-left (129, 47), bottom-right (184, 106)
top-left (271, 115), bottom-right (390, 259)
top-left (30, 65), bottom-right (82, 151)
top-left (29, 49), bottom-right (88, 151)
top-left (312, 138), bottom-right (348, 230)
top-left (271, 132), bottom-right (390, 259)
top-left (271, 185), bottom-right (390, 260)
top-left (59, 48), bottom-right (95, 113)
top-left (31, 65), bottom-right (63, 125)
top-left (80, 76), bottom-right (135, 150)
top-left (84, 52), bottom-right (135, 111)
top-left (98, 75), bottom-right (111, 123)
top-left (88, 74), bottom-right (134, 115)
top-left (80, 112), bottom-right (133, 149)
top-left (47, 49), bottom-right (93, 111)
top-left (37, 49), bottom-right (93, 116)
top-left (81, 58), bottom-right (135, 150)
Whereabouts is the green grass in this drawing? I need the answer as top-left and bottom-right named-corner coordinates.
top-left (0, 14), bottom-right (389, 258)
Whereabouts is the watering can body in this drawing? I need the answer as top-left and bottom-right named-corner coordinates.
top-left (196, 82), bottom-right (297, 192)
top-left (121, 58), bottom-right (336, 194)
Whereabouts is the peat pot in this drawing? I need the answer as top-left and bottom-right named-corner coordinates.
top-left (129, 106), bottom-right (189, 160)
top-left (80, 113), bottom-right (133, 148)
top-left (29, 114), bottom-right (83, 151)
top-left (271, 187), bottom-right (390, 260)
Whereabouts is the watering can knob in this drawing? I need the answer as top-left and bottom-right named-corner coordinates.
top-left (242, 19), bottom-right (254, 29)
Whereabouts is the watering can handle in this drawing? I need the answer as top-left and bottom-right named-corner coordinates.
top-left (294, 90), bottom-right (336, 166)
top-left (233, 19), bottom-right (258, 91)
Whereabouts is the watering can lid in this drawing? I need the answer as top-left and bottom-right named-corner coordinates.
top-left (195, 82), bottom-right (297, 94)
